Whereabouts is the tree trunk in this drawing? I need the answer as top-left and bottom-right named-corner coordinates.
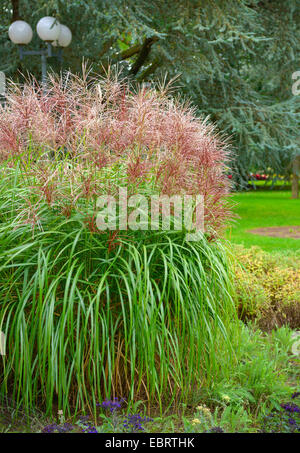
top-left (129, 36), bottom-right (158, 76)
top-left (291, 156), bottom-right (300, 199)
top-left (11, 0), bottom-right (20, 22)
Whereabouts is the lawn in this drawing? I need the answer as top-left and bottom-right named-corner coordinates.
top-left (227, 191), bottom-right (300, 252)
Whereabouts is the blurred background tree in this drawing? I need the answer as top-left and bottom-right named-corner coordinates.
top-left (0, 0), bottom-right (299, 190)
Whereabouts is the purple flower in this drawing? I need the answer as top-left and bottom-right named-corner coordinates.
top-left (42, 422), bottom-right (74, 433)
top-left (209, 426), bottom-right (224, 433)
top-left (57, 423), bottom-right (74, 433)
top-left (80, 421), bottom-right (98, 433)
top-left (281, 403), bottom-right (300, 414)
top-left (123, 413), bottom-right (153, 433)
top-left (291, 392), bottom-right (300, 400)
top-left (101, 397), bottom-right (123, 413)
top-left (78, 415), bottom-right (90, 422)
top-left (85, 426), bottom-right (98, 433)
top-left (42, 423), bottom-right (58, 433)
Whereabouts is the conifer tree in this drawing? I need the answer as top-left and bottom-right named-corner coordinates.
top-left (1, 0), bottom-right (299, 189)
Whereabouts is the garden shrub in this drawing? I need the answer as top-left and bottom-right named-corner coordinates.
top-left (0, 72), bottom-right (236, 414)
top-left (233, 245), bottom-right (300, 331)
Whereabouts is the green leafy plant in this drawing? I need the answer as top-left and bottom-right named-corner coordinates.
top-left (233, 245), bottom-right (300, 330)
top-left (183, 403), bottom-right (251, 433)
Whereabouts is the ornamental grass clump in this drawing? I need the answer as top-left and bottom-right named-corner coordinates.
top-left (0, 71), bottom-right (237, 415)
top-left (0, 70), bottom-right (232, 233)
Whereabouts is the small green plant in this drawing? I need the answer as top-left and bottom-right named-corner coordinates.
top-left (183, 403), bottom-right (251, 433)
top-left (259, 393), bottom-right (300, 433)
top-left (233, 245), bottom-right (300, 330)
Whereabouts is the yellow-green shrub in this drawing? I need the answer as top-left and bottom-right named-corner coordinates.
top-left (232, 246), bottom-right (300, 331)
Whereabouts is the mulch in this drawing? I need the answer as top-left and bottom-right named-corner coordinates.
top-left (247, 226), bottom-right (300, 239)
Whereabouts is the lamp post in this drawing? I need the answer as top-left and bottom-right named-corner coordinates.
top-left (8, 17), bottom-right (72, 90)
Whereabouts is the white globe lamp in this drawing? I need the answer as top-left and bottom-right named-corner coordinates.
top-left (36, 16), bottom-right (60, 42)
top-left (52, 24), bottom-right (72, 47)
top-left (8, 20), bottom-right (33, 45)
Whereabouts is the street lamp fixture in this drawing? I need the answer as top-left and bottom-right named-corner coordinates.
top-left (8, 17), bottom-right (72, 88)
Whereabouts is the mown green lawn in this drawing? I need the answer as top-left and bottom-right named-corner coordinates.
top-left (227, 190), bottom-right (300, 252)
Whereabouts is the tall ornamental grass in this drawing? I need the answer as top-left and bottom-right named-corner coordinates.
top-left (0, 72), bottom-right (237, 414)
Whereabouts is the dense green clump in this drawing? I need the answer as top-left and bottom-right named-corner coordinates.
top-left (0, 163), bottom-right (238, 414)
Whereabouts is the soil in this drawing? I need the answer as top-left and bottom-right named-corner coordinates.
top-left (247, 226), bottom-right (300, 239)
